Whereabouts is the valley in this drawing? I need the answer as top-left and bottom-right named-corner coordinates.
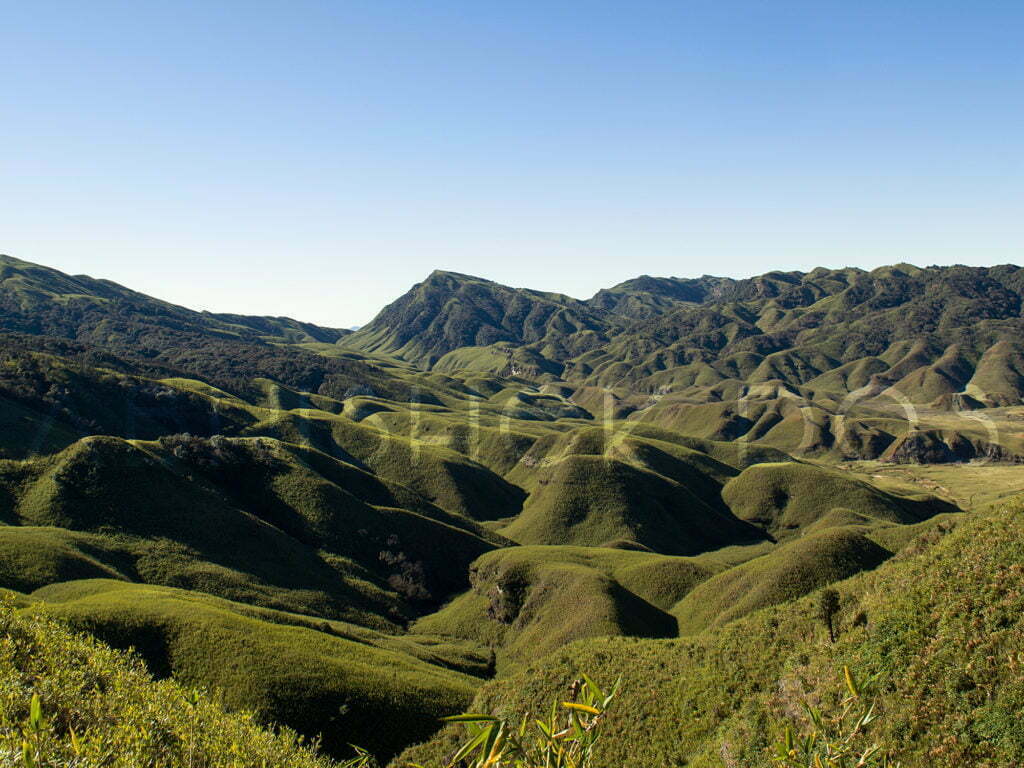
top-left (2, 254), bottom-right (1024, 766)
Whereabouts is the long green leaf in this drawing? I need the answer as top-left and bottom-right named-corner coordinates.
top-left (444, 713), bottom-right (500, 723)
top-left (29, 693), bottom-right (43, 731)
top-left (447, 725), bottom-right (491, 767)
top-left (562, 702), bottom-right (600, 716)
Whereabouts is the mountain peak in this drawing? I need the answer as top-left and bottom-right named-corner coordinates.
top-left (425, 269), bottom-right (490, 282)
top-left (343, 268), bottom-right (608, 368)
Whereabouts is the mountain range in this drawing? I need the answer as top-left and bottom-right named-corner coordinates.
top-left (2, 253), bottom-right (1024, 767)
top-left (342, 263), bottom-right (1024, 463)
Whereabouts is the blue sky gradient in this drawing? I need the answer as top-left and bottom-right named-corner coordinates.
top-left (2, 1), bottom-right (1021, 326)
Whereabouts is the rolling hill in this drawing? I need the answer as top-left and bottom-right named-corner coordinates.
top-left (4, 253), bottom-right (1024, 765)
top-left (0, 596), bottom-right (342, 768)
top-left (400, 496), bottom-right (1023, 768)
top-left (343, 263), bottom-right (1024, 462)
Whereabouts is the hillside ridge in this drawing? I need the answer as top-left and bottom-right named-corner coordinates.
top-left (2, 253), bottom-right (1023, 766)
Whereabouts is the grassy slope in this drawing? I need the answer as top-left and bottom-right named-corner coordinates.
top-left (721, 461), bottom-right (953, 540)
top-left (400, 497), bottom-right (1024, 768)
top-left (32, 579), bottom-right (481, 762)
top-left (0, 597), bottom-right (341, 768)
top-left (10, 256), bottom-right (1024, 469)
top-left (247, 406), bottom-right (530, 521)
top-left (0, 344), bottom-right (980, 766)
top-left (412, 544), bottom-right (765, 666)
top-left (0, 434), bottom-right (502, 626)
top-left (341, 269), bottom-right (610, 369)
top-left (10, 256), bottom-right (1024, 765)
top-left (670, 522), bottom-right (947, 635)
top-left (850, 460), bottom-right (1024, 510)
top-left (345, 264), bottom-right (1024, 420)
top-left (500, 454), bottom-right (765, 553)
top-left (0, 527), bottom-right (130, 592)
top-left (500, 428), bottom-right (771, 554)
top-left (0, 395), bottom-right (81, 458)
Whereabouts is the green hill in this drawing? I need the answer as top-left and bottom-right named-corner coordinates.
top-left (0, 434), bottom-right (502, 625)
top-left (2, 253), bottom-right (1022, 766)
top-left (0, 596), bottom-right (343, 768)
top-left (0, 253), bottom-right (425, 405)
top-left (721, 461), bottom-right (953, 540)
top-left (10, 255), bottom-right (1024, 465)
top-left (31, 580), bottom-right (481, 761)
top-left (588, 274), bottom-right (734, 320)
top-left (500, 453), bottom-right (766, 553)
top-left (342, 263), bottom-right (1024, 463)
top-left (343, 270), bottom-right (611, 370)
top-left (412, 544), bottom-right (755, 665)
top-left (400, 497), bottom-right (1024, 768)
top-left (0, 253), bottom-right (348, 346)
top-left (672, 526), bottom-right (896, 634)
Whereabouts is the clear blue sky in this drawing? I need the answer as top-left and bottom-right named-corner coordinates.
top-left (2, 1), bottom-right (1021, 327)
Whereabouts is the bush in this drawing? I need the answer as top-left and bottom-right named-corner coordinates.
top-left (430, 675), bottom-right (617, 768)
top-left (773, 667), bottom-right (902, 768)
top-left (340, 676), bottom-right (617, 768)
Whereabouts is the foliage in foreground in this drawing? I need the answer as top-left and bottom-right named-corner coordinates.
top-left (0, 598), bottom-right (336, 768)
top-left (339, 676), bottom-right (617, 768)
top-left (775, 667), bottom-right (900, 768)
top-left (2, 589), bottom-right (911, 768)
top-left (32, 579), bottom-right (479, 762)
top-left (2, 597), bottom-right (621, 768)
top-left (403, 500), bottom-right (1024, 767)
top-left (351, 669), bottom-right (901, 768)
top-left (432, 676), bottom-right (617, 768)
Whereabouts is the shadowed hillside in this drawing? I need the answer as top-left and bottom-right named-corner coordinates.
top-left (32, 580), bottom-right (481, 761)
top-left (343, 263), bottom-right (1024, 463)
top-left (400, 497), bottom-right (1024, 768)
top-left (412, 544), bottom-right (744, 665)
top-left (4, 254), bottom-right (1019, 765)
top-left (0, 597), bottom-right (345, 767)
top-left (344, 270), bottom-right (611, 370)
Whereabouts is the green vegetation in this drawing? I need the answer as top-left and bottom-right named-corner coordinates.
top-left (773, 667), bottom-right (903, 768)
top-left (432, 676), bottom-right (618, 768)
top-left (839, 460), bottom-right (1024, 510)
top-left (341, 270), bottom-right (610, 371)
top-left (30, 580), bottom-right (479, 761)
top-left (413, 544), bottom-right (744, 666)
top-left (4, 254), bottom-right (1023, 765)
top-left (0, 597), bottom-right (338, 768)
top-left (403, 496), bottom-right (1024, 767)
top-left (0, 433), bottom-right (504, 626)
top-left (721, 462), bottom-right (952, 540)
top-left (672, 527), bottom-right (894, 635)
top-left (344, 264), bottom-right (1024, 463)
top-left (817, 588), bottom-right (841, 644)
top-left (500, 453), bottom-right (765, 553)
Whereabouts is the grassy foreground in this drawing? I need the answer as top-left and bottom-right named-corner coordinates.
top-left (28, 579), bottom-right (482, 762)
top-left (0, 589), bottom-right (912, 768)
top-left (400, 496), bottom-right (1024, 767)
top-left (0, 596), bottom-right (336, 768)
